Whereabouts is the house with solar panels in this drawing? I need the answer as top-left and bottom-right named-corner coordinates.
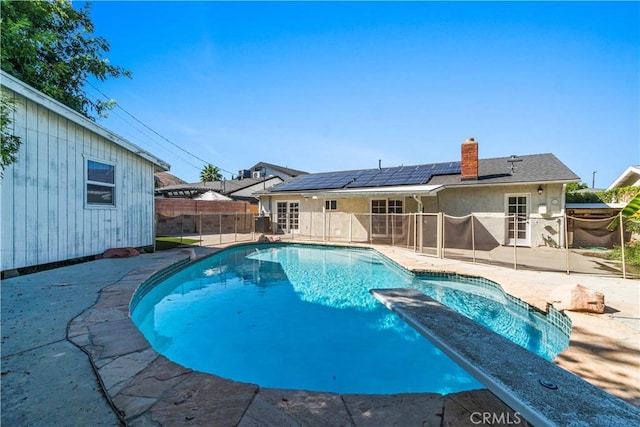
top-left (256, 138), bottom-right (580, 248)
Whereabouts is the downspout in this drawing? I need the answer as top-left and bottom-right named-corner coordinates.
top-left (412, 194), bottom-right (423, 213)
top-left (322, 202), bottom-right (327, 241)
top-left (560, 183), bottom-right (567, 247)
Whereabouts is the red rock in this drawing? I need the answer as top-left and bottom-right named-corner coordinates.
top-left (548, 284), bottom-right (605, 314)
top-left (102, 247), bottom-right (140, 258)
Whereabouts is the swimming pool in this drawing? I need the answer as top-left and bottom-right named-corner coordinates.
top-left (131, 243), bottom-right (570, 395)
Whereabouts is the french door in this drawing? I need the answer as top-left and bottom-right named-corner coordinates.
top-left (506, 194), bottom-right (530, 246)
top-left (276, 201), bottom-right (299, 233)
top-left (371, 199), bottom-right (403, 237)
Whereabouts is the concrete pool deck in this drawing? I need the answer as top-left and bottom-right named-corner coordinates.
top-left (1, 242), bottom-right (638, 426)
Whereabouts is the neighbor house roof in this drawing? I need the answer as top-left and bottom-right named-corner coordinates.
top-left (154, 172), bottom-right (187, 188)
top-left (249, 162), bottom-right (308, 177)
top-left (1, 70), bottom-right (170, 172)
top-left (155, 176), bottom-right (283, 199)
top-left (155, 181), bottom-right (247, 198)
top-left (607, 166), bottom-right (640, 190)
top-left (265, 153), bottom-right (579, 195)
top-left (157, 177), bottom-right (267, 194)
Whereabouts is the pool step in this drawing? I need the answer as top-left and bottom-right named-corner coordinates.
top-left (370, 288), bottom-right (640, 427)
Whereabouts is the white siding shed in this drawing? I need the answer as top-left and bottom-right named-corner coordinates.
top-left (1, 71), bottom-right (170, 272)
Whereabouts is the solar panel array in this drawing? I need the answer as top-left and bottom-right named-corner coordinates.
top-left (273, 161), bottom-right (461, 192)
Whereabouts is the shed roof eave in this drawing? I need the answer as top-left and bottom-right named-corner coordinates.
top-left (1, 70), bottom-right (170, 171)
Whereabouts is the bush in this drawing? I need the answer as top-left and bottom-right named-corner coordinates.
top-left (565, 185), bottom-right (640, 204)
top-left (608, 240), bottom-right (640, 267)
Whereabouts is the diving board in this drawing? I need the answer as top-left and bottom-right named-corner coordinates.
top-left (370, 288), bottom-right (640, 427)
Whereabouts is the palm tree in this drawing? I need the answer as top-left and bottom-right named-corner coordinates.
top-left (622, 192), bottom-right (640, 221)
top-left (608, 191), bottom-right (640, 233)
top-left (200, 164), bottom-right (222, 182)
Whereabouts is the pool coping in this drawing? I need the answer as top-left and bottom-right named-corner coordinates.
top-left (66, 242), bottom-right (639, 425)
top-left (371, 288), bottom-right (640, 426)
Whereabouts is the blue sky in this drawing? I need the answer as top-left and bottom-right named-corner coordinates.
top-left (82, 1), bottom-right (639, 188)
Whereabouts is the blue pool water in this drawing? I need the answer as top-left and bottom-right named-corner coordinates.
top-left (132, 244), bottom-right (570, 395)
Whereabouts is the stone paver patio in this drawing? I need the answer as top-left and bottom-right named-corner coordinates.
top-left (2, 241), bottom-right (639, 425)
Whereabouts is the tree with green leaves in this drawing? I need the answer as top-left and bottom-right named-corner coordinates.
top-left (200, 164), bottom-right (222, 182)
top-left (1, 0), bottom-right (131, 118)
top-left (0, 0), bottom-right (131, 174)
top-left (565, 181), bottom-right (603, 203)
top-left (0, 96), bottom-right (21, 175)
top-left (565, 182), bottom-right (588, 193)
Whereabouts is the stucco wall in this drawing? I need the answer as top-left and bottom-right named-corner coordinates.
top-left (262, 183), bottom-right (567, 247)
top-left (266, 195), bottom-right (419, 240)
top-left (434, 184), bottom-right (566, 247)
top-left (433, 184), bottom-right (564, 216)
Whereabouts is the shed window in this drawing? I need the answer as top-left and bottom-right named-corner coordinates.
top-left (86, 160), bottom-right (115, 206)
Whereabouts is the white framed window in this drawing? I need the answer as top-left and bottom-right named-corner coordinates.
top-left (388, 199), bottom-right (403, 214)
top-left (85, 158), bottom-right (116, 207)
top-left (325, 200), bottom-right (337, 211)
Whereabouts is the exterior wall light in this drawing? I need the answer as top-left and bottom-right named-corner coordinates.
top-left (538, 185), bottom-right (544, 195)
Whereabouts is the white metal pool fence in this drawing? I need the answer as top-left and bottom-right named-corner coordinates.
top-left (155, 211), bottom-right (638, 279)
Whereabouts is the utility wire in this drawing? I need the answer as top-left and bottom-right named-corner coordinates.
top-left (86, 81), bottom-right (234, 176)
top-left (85, 88), bottom-right (203, 170)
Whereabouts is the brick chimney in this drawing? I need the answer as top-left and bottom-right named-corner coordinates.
top-left (461, 138), bottom-right (478, 180)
